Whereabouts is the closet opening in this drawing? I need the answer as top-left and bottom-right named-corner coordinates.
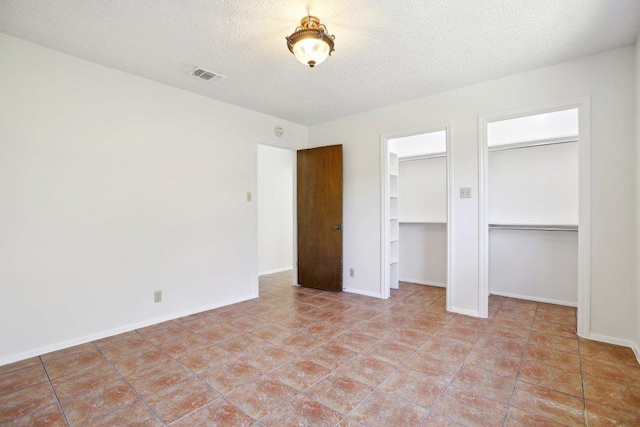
top-left (478, 99), bottom-right (591, 336)
top-left (381, 124), bottom-right (452, 304)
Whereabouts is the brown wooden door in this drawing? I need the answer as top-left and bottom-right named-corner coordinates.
top-left (297, 145), bottom-right (343, 291)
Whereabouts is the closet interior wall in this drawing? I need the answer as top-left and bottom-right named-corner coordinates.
top-left (398, 155), bottom-right (447, 286)
top-left (488, 110), bottom-right (579, 306)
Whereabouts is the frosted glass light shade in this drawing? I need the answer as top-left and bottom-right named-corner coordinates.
top-left (286, 16), bottom-right (335, 68)
top-left (292, 37), bottom-right (331, 67)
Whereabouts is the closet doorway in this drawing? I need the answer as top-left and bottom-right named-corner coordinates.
top-left (381, 124), bottom-right (452, 304)
top-left (478, 98), bottom-right (591, 336)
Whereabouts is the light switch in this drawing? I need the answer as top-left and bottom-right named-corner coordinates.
top-left (460, 187), bottom-right (471, 199)
top-left (246, 192), bottom-right (252, 202)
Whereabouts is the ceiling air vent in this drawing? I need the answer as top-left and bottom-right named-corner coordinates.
top-left (189, 68), bottom-right (226, 84)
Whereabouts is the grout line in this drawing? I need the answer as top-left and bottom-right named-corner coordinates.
top-left (419, 296), bottom-right (506, 427)
top-left (320, 287), bottom-right (444, 422)
top-left (217, 395), bottom-right (260, 425)
top-left (577, 335), bottom-right (588, 426)
top-left (93, 343), bottom-right (167, 426)
top-left (390, 292), bottom-right (454, 426)
top-left (502, 298), bottom-right (536, 427)
top-left (167, 288), bottom-right (363, 424)
top-left (38, 356), bottom-right (72, 427)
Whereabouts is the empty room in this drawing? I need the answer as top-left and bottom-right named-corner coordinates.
top-left (1, 1), bottom-right (640, 426)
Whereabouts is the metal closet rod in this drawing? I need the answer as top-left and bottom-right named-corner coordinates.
top-left (489, 224), bottom-right (578, 232)
top-left (488, 136), bottom-right (578, 152)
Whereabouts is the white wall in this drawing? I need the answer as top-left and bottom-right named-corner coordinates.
top-left (489, 230), bottom-right (578, 305)
top-left (489, 142), bottom-right (579, 225)
top-left (308, 46), bottom-right (636, 343)
top-left (391, 131), bottom-right (446, 157)
top-left (487, 108), bottom-right (578, 146)
top-left (399, 224), bottom-right (447, 286)
top-left (399, 158), bottom-right (447, 222)
top-left (257, 145), bottom-right (294, 275)
top-left (0, 34), bottom-right (307, 365)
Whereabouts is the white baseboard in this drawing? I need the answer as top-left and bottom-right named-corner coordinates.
top-left (258, 267), bottom-right (293, 276)
top-left (399, 278), bottom-right (446, 288)
top-left (633, 341), bottom-right (640, 365)
top-left (587, 334), bottom-right (640, 365)
top-left (0, 294), bottom-right (258, 368)
top-left (490, 291), bottom-right (577, 307)
top-left (449, 306), bottom-right (480, 317)
top-left (343, 287), bottom-right (383, 299)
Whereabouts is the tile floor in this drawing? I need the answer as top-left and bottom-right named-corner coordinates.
top-left (1, 271), bottom-right (639, 426)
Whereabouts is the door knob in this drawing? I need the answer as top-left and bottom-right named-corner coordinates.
top-left (333, 224), bottom-right (343, 230)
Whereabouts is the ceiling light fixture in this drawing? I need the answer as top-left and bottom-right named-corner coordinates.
top-left (286, 16), bottom-right (335, 68)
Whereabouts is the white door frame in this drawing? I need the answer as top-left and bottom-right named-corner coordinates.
top-left (477, 97), bottom-right (591, 336)
top-left (253, 142), bottom-right (299, 296)
top-left (380, 122), bottom-right (453, 306)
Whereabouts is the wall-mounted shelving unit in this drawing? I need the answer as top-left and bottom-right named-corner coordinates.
top-left (388, 150), bottom-right (399, 289)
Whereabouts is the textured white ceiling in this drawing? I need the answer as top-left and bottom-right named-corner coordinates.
top-left (1, 1), bottom-right (639, 126)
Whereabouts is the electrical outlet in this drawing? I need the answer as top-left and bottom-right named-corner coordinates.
top-left (460, 187), bottom-right (471, 199)
top-left (154, 290), bottom-right (162, 303)
top-left (350, 268), bottom-right (355, 277)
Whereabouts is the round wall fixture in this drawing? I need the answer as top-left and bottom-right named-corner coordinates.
top-left (275, 126), bottom-right (284, 137)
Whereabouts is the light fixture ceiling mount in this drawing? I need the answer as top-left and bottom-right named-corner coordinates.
top-left (286, 16), bottom-right (335, 68)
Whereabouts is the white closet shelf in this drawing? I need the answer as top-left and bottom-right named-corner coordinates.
top-left (398, 152), bottom-right (446, 161)
top-left (489, 223), bottom-right (578, 232)
top-left (400, 221), bottom-right (447, 224)
top-left (488, 136), bottom-right (577, 152)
